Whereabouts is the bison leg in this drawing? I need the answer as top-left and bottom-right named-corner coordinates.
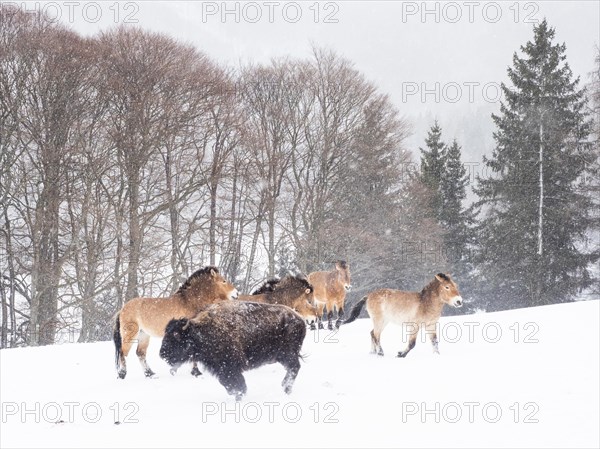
top-left (218, 369), bottom-right (247, 401)
top-left (280, 358), bottom-right (301, 395)
top-left (136, 331), bottom-right (155, 377)
top-left (190, 362), bottom-right (202, 377)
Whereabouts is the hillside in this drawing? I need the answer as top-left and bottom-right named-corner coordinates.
top-left (1, 300), bottom-right (598, 448)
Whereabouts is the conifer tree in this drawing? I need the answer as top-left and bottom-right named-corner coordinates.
top-left (440, 140), bottom-right (476, 280)
top-left (475, 20), bottom-right (597, 309)
top-left (419, 121), bottom-right (446, 220)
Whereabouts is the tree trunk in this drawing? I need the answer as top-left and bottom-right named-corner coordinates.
top-left (209, 182), bottom-right (218, 266)
top-left (244, 198), bottom-right (264, 292)
top-left (268, 198), bottom-right (276, 277)
top-left (126, 172), bottom-right (141, 301)
top-left (537, 119), bottom-right (544, 256)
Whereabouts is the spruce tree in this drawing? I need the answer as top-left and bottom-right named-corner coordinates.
top-left (475, 20), bottom-right (597, 309)
top-left (440, 140), bottom-right (476, 278)
top-left (419, 125), bottom-right (477, 305)
top-left (419, 121), bottom-right (446, 220)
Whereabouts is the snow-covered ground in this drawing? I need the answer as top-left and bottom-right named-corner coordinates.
top-left (1, 300), bottom-right (599, 448)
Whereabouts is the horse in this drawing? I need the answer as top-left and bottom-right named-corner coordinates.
top-left (238, 275), bottom-right (318, 325)
top-left (113, 266), bottom-right (238, 379)
top-left (307, 260), bottom-right (352, 330)
top-left (343, 273), bottom-right (462, 357)
top-left (250, 278), bottom-right (279, 295)
top-left (160, 301), bottom-right (306, 401)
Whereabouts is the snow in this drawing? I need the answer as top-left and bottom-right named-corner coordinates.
top-left (1, 300), bottom-right (599, 448)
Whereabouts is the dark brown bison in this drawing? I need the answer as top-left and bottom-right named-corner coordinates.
top-left (159, 301), bottom-right (306, 401)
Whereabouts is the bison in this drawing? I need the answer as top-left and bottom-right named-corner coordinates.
top-left (159, 301), bottom-right (307, 401)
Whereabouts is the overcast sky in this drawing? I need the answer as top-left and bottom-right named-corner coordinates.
top-left (28, 0), bottom-right (600, 161)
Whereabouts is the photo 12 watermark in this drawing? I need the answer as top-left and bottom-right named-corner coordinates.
top-left (200, 400), bottom-right (340, 424)
top-left (200, 1), bottom-right (340, 24)
top-left (397, 320), bottom-right (540, 345)
top-left (401, 81), bottom-right (503, 104)
top-left (402, 401), bottom-right (540, 423)
top-left (400, 1), bottom-right (540, 24)
top-left (0, 1), bottom-right (139, 24)
top-left (1, 401), bottom-right (140, 424)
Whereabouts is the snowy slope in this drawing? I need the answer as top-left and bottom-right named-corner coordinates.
top-left (1, 300), bottom-right (599, 449)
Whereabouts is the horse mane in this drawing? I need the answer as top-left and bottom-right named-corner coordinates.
top-left (274, 274), bottom-right (313, 293)
top-left (420, 273), bottom-right (450, 300)
top-left (176, 266), bottom-right (219, 298)
top-left (252, 278), bottom-right (280, 295)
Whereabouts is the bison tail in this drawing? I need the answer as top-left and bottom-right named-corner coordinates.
top-left (113, 313), bottom-right (123, 370)
top-left (343, 296), bottom-right (368, 325)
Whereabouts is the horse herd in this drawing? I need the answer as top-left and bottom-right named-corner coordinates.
top-left (113, 262), bottom-right (463, 401)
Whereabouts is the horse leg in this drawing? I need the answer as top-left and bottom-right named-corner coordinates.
top-left (370, 319), bottom-right (386, 356)
top-left (190, 361), bottom-right (202, 377)
top-left (327, 308), bottom-right (334, 330)
top-left (136, 331), bottom-right (156, 377)
top-left (315, 301), bottom-right (325, 330)
top-left (335, 301), bottom-right (345, 329)
top-left (118, 320), bottom-right (139, 379)
top-left (425, 322), bottom-right (440, 354)
top-left (398, 326), bottom-right (419, 358)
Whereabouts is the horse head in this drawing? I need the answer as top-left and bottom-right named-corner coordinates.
top-left (177, 266), bottom-right (238, 303)
top-left (434, 273), bottom-right (463, 308)
top-left (335, 260), bottom-right (352, 292)
top-left (274, 275), bottom-right (318, 321)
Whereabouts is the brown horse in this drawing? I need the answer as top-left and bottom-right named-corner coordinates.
top-left (113, 266), bottom-right (238, 379)
top-left (238, 275), bottom-right (318, 324)
top-left (308, 260), bottom-right (352, 330)
top-left (343, 273), bottom-right (463, 357)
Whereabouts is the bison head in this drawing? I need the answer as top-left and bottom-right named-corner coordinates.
top-left (160, 318), bottom-right (196, 371)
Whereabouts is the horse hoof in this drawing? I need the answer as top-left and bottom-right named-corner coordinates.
top-left (144, 369), bottom-right (156, 377)
top-left (235, 393), bottom-right (244, 402)
top-left (170, 368), bottom-right (177, 376)
top-left (335, 321), bottom-right (342, 329)
top-left (318, 323), bottom-right (324, 330)
top-left (397, 352), bottom-right (406, 358)
top-left (191, 367), bottom-right (202, 377)
top-left (327, 324), bottom-right (333, 331)
top-left (284, 385), bottom-right (293, 395)
top-left (310, 324), bottom-right (316, 331)
top-left (117, 370), bottom-right (126, 379)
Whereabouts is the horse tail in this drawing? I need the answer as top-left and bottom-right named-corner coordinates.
top-left (113, 313), bottom-right (122, 370)
top-left (343, 296), bottom-right (368, 325)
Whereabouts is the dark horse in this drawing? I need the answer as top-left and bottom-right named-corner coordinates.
top-left (237, 275), bottom-right (318, 325)
top-left (160, 301), bottom-right (307, 401)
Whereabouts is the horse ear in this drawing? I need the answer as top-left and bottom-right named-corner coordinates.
top-left (435, 273), bottom-right (445, 282)
top-left (210, 268), bottom-right (217, 277)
